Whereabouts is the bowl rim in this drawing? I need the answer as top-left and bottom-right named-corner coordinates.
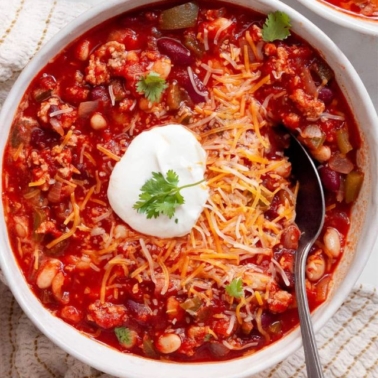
top-left (295, 0), bottom-right (378, 36)
top-left (0, 0), bottom-right (378, 377)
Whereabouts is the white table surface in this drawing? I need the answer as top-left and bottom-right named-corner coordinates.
top-left (74, 0), bottom-right (378, 286)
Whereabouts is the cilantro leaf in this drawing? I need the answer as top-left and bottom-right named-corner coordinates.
top-left (115, 327), bottom-right (136, 348)
top-left (133, 170), bottom-right (205, 220)
top-left (225, 278), bottom-right (244, 298)
top-left (262, 11), bottom-right (291, 42)
top-left (165, 169), bottom-right (180, 186)
top-left (136, 71), bottom-right (168, 103)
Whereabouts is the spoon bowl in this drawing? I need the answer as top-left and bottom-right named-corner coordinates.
top-left (286, 133), bottom-right (325, 378)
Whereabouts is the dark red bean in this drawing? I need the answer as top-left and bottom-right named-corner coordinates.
top-left (30, 128), bottom-right (60, 149)
top-left (127, 300), bottom-right (151, 325)
top-left (173, 68), bottom-right (207, 103)
top-left (157, 37), bottom-right (195, 65)
top-left (318, 165), bottom-right (341, 192)
top-left (318, 87), bottom-right (334, 105)
top-left (261, 312), bottom-right (277, 328)
top-left (208, 342), bottom-right (230, 357)
top-left (90, 86), bottom-right (110, 102)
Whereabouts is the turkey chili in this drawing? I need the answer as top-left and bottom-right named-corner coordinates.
top-left (2, 1), bottom-right (363, 362)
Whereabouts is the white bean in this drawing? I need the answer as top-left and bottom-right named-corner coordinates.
top-left (156, 333), bottom-right (181, 354)
top-left (311, 145), bottom-right (331, 163)
top-left (151, 57), bottom-right (172, 79)
top-left (323, 227), bottom-right (341, 258)
top-left (52, 271), bottom-right (69, 304)
top-left (306, 251), bottom-right (326, 282)
top-left (90, 113), bottom-right (107, 130)
top-left (14, 216), bottom-right (29, 238)
top-left (36, 259), bottom-right (61, 289)
top-left (166, 296), bottom-right (181, 319)
top-left (75, 39), bottom-right (90, 61)
top-left (15, 223), bottom-right (28, 238)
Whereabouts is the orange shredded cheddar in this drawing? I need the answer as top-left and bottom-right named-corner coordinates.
top-left (96, 144), bottom-right (121, 162)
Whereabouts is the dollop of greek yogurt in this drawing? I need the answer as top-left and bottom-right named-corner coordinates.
top-left (108, 124), bottom-right (208, 238)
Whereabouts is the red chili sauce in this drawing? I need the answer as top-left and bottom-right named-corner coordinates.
top-left (2, 1), bottom-right (363, 362)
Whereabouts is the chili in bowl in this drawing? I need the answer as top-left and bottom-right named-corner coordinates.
top-left (0, 0), bottom-right (377, 377)
top-left (294, 0), bottom-right (378, 35)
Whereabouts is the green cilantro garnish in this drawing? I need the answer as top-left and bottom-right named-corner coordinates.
top-left (115, 327), bottom-right (134, 348)
top-left (262, 11), bottom-right (291, 42)
top-left (133, 170), bottom-right (205, 219)
top-left (136, 71), bottom-right (168, 103)
top-left (225, 278), bottom-right (244, 298)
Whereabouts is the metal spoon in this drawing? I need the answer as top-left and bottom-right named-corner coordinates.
top-left (285, 133), bottom-right (325, 378)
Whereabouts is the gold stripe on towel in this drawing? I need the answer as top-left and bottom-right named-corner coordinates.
top-left (345, 334), bottom-right (378, 376)
top-left (291, 287), bottom-right (363, 378)
top-left (34, 334), bottom-right (58, 377)
top-left (324, 308), bottom-right (378, 370)
top-left (0, 0), bottom-right (26, 46)
top-left (32, 0), bottom-right (57, 56)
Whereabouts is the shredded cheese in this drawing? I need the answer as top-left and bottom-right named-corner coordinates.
top-left (96, 144), bottom-right (121, 162)
top-left (46, 193), bottom-right (80, 249)
top-left (49, 107), bottom-right (73, 118)
top-left (214, 19), bottom-right (233, 45)
top-left (108, 84), bottom-right (116, 106)
top-left (187, 66), bottom-right (208, 98)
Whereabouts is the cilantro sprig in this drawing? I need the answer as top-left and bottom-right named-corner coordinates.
top-left (133, 170), bottom-right (205, 220)
top-left (225, 278), bottom-right (244, 298)
top-left (262, 11), bottom-right (291, 42)
top-left (136, 71), bottom-right (168, 103)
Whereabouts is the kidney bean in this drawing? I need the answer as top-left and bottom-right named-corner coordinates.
top-left (318, 165), bottom-right (341, 192)
top-left (260, 311), bottom-right (277, 328)
top-left (30, 127), bottom-right (60, 149)
top-left (173, 68), bottom-right (207, 103)
top-left (157, 37), bottom-right (195, 65)
top-left (318, 87), bottom-right (334, 105)
top-left (208, 342), bottom-right (230, 357)
top-left (90, 86), bottom-right (110, 103)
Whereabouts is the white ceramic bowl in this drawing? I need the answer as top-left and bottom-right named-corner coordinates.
top-left (295, 0), bottom-right (378, 35)
top-left (0, 1), bottom-right (378, 377)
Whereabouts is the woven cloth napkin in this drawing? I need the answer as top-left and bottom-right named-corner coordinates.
top-left (0, 1), bottom-right (377, 377)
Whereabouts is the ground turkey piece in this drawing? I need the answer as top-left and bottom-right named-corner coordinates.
top-left (87, 300), bottom-right (128, 329)
top-left (289, 88), bottom-right (325, 119)
top-left (85, 41), bottom-right (128, 85)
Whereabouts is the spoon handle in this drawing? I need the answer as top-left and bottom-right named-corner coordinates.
top-left (295, 242), bottom-right (325, 378)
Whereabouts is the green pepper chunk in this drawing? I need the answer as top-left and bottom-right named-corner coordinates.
top-left (345, 170), bottom-right (364, 204)
top-left (180, 296), bottom-right (201, 314)
top-left (142, 336), bottom-right (159, 358)
top-left (315, 61), bottom-right (334, 84)
top-left (159, 2), bottom-right (199, 30)
top-left (336, 128), bottom-right (353, 154)
top-left (184, 32), bottom-right (204, 57)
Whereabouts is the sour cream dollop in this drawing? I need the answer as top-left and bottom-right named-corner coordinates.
top-left (108, 124), bottom-right (208, 238)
